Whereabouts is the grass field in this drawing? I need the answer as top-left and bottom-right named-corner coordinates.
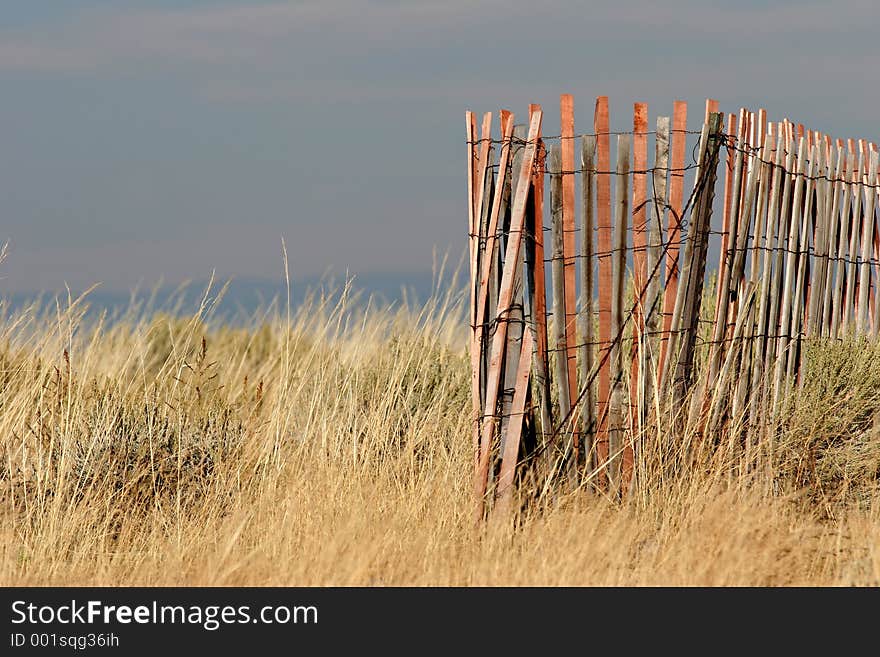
top-left (1, 279), bottom-right (878, 586)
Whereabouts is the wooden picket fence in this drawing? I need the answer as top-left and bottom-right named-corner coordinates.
top-left (467, 95), bottom-right (880, 519)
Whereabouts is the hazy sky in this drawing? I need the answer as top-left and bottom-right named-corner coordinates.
top-left (1, 0), bottom-right (878, 292)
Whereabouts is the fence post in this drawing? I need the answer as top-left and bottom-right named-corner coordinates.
top-left (550, 145), bottom-right (572, 440)
top-left (659, 101), bottom-right (688, 384)
top-left (609, 134), bottom-right (631, 496)
top-left (670, 112), bottom-right (723, 406)
top-left (629, 102), bottom-right (649, 478)
top-left (475, 111), bottom-right (542, 520)
top-left (560, 95), bottom-right (580, 460)
top-left (594, 96), bottom-right (612, 488)
top-left (580, 134), bottom-right (598, 475)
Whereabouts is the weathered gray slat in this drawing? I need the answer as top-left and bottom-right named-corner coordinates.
top-left (549, 145), bottom-right (572, 437)
top-left (608, 134), bottom-right (631, 496)
top-left (579, 135), bottom-right (598, 473)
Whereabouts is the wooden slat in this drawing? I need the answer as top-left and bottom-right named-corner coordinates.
top-left (807, 144), bottom-right (829, 336)
top-left (560, 94), bottom-right (580, 452)
top-left (609, 134), bottom-right (631, 496)
top-left (767, 136), bottom-right (797, 398)
top-left (494, 328), bottom-right (535, 514)
top-left (498, 128), bottom-right (524, 452)
top-left (756, 108), bottom-right (767, 152)
top-left (475, 110), bottom-right (542, 517)
top-left (874, 220), bottom-right (880, 336)
top-left (466, 111), bottom-right (477, 296)
top-left (707, 111), bottom-right (747, 381)
top-left (669, 114), bottom-right (723, 404)
top-left (594, 96), bottom-right (612, 486)
top-left (818, 145), bottom-right (844, 336)
top-left (873, 147), bottom-right (880, 336)
top-left (659, 100), bottom-right (688, 384)
top-left (843, 150), bottom-right (864, 335)
top-left (830, 145), bottom-right (853, 338)
top-left (646, 116), bottom-right (670, 408)
top-left (549, 144), bottom-right (572, 435)
top-left (713, 113), bottom-right (737, 334)
top-left (635, 114), bottom-right (669, 490)
top-left (705, 98), bottom-right (719, 120)
top-left (787, 144), bottom-right (819, 383)
top-left (750, 131), bottom-right (783, 425)
top-left (730, 110), bottom-right (761, 313)
top-left (580, 134), bottom-right (597, 472)
top-left (629, 102), bottom-right (649, 462)
top-left (749, 121), bottom-right (773, 284)
top-left (773, 136), bottom-right (806, 408)
top-left (528, 103), bottom-right (553, 447)
top-left (823, 145), bottom-right (846, 336)
top-left (857, 152), bottom-right (879, 333)
top-left (466, 111), bottom-right (480, 469)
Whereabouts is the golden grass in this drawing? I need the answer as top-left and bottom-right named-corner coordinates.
top-left (0, 280), bottom-right (878, 586)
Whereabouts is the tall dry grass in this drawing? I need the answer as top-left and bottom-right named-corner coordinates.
top-left (0, 277), bottom-right (878, 586)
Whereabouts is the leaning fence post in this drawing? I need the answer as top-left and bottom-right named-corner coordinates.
top-left (526, 104), bottom-right (553, 449)
top-left (475, 110), bottom-right (542, 520)
top-left (668, 113), bottom-right (723, 406)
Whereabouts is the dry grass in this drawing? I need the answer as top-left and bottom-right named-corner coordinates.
top-left (0, 280), bottom-right (878, 587)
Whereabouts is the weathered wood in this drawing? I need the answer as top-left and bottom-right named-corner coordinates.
top-left (498, 133), bottom-right (523, 453)
top-left (707, 112), bottom-right (747, 382)
top-left (609, 134), bottom-right (630, 496)
top-left (639, 114), bottom-right (669, 486)
top-left (707, 282), bottom-right (758, 435)
top-left (494, 328), bottom-right (535, 514)
top-left (475, 110), bottom-right (542, 517)
top-left (731, 113), bottom-right (762, 306)
top-left (874, 222), bottom-right (880, 336)
top-left (830, 146), bottom-right (853, 339)
top-left (767, 136), bottom-right (797, 402)
top-left (549, 145), bottom-right (572, 436)
top-left (659, 100), bottom-right (688, 383)
top-left (528, 103), bottom-right (553, 448)
top-left (857, 152), bottom-right (878, 334)
top-left (629, 102), bottom-right (649, 477)
top-left (479, 154), bottom-right (497, 420)
top-left (843, 150), bottom-right (864, 335)
top-left (560, 94), bottom-right (580, 457)
top-left (820, 145), bottom-right (845, 337)
top-left (749, 127), bottom-right (773, 285)
top-left (807, 144), bottom-right (830, 337)
top-left (705, 98), bottom-right (719, 120)
top-left (466, 111), bottom-right (484, 477)
top-left (646, 117), bottom-right (669, 411)
top-left (749, 132), bottom-right (780, 426)
top-left (713, 113), bottom-right (737, 337)
top-left (594, 96), bottom-right (612, 486)
top-left (466, 111), bottom-right (477, 305)
top-left (580, 134), bottom-right (598, 472)
top-left (667, 114), bottom-right (722, 404)
top-left (788, 145), bottom-right (819, 383)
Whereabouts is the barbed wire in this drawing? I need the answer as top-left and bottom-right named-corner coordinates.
top-left (470, 130), bottom-right (880, 189)
top-left (469, 123), bottom-right (880, 467)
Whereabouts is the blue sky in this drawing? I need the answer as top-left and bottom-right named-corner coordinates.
top-left (1, 0), bottom-right (878, 292)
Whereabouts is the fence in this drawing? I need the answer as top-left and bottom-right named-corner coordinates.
top-left (467, 95), bottom-right (880, 520)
